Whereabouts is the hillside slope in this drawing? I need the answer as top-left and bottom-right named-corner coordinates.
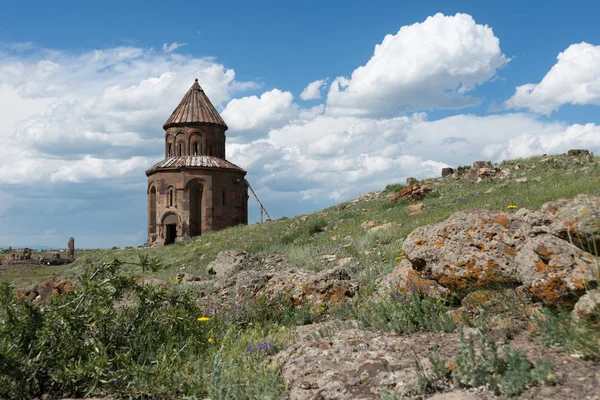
top-left (2, 151), bottom-right (599, 400)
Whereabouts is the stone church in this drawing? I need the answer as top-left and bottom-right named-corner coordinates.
top-left (146, 79), bottom-right (248, 246)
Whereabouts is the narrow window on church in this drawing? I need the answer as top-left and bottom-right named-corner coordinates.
top-left (168, 144), bottom-right (172, 157)
top-left (193, 142), bottom-right (198, 156)
top-left (169, 190), bottom-right (173, 207)
top-left (178, 143), bottom-right (183, 156)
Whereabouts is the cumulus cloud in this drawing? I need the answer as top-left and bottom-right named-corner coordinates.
top-left (0, 44), bottom-right (257, 183)
top-left (326, 13), bottom-right (509, 117)
top-left (222, 89), bottom-right (325, 142)
top-left (228, 112), bottom-right (600, 208)
top-left (505, 42), bottom-right (600, 114)
top-left (162, 42), bottom-right (187, 53)
top-left (300, 79), bottom-right (327, 100)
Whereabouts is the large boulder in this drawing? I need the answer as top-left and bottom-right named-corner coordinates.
top-left (260, 267), bottom-right (358, 309)
top-left (387, 184), bottom-right (432, 202)
top-left (202, 251), bottom-right (358, 310)
top-left (207, 250), bottom-right (254, 278)
top-left (273, 329), bottom-right (460, 399)
top-left (389, 195), bottom-right (600, 306)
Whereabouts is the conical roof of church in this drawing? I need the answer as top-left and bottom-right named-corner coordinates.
top-left (163, 79), bottom-right (228, 130)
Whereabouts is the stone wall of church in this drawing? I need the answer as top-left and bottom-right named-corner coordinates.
top-left (147, 168), bottom-right (248, 246)
top-left (164, 125), bottom-right (227, 158)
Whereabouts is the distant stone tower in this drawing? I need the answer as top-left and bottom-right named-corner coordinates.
top-left (146, 79), bottom-right (248, 246)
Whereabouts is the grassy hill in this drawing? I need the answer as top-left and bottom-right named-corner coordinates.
top-left (1, 152), bottom-right (599, 399)
top-left (70, 152), bottom-right (600, 283)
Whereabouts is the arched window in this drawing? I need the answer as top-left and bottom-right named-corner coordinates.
top-left (167, 188), bottom-right (176, 207)
top-left (168, 143), bottom-right (172, 157)
top-left (193, 142), bottom-right (198, 156)
top-left (178, 143), bottom-right (183, 156)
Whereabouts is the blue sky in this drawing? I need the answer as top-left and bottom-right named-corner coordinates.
top-left (1, 1), bottom-right (600, 248)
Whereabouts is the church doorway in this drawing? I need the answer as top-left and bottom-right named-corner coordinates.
top-left (165, 224), bottom-right (177, 245)
top-left (162, 213), bottom-right (179, 245)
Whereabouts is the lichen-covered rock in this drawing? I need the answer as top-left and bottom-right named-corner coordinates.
top-left (261, 267), bottom-right (358, 309)
top-left (394, 195), bottom-right (600, 306)
top-left (387, 184), bottom-right (431, 202)
top-left (273, 329), bottom-right (460, 399)
top-left (16, 275), bottom-right (76, 304)
top-left (572, 289), bottom-right (600, 321)
top-left (377, 259), bottom-right (451, 299)
top-left (234, 270), bottom-right (273, 300)
top-left (207, 250), bottom-right (253, 277)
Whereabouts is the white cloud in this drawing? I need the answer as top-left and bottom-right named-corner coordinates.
top-left (300, 79), bottom-right (327, 100)
top-left (228, 112), bottom-right (600, 208)
top-left (222, 89), bottom-right (312, 142)
top-left (0, 44), bottom-right (257, 184)
top-left (505, 42), bottom-right (600, 114)
top-left (162, 42), bottom-right (187, 53)
top-left (326, 13), bottom-right (509, 117)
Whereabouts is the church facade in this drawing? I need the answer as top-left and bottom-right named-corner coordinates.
top-left (146, 79), bottom-right (248, 246)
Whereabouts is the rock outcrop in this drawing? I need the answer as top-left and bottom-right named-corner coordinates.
top-left (201, 250), bottom-right (358, 310)
top-left (273, 329), bottom-right (461, 399)
top-left (387, 184), bottom-right (432, 202)
top-left (16, 275), bottom-right (76, 304)
top-left (380, 195), bottom-right (600, 307)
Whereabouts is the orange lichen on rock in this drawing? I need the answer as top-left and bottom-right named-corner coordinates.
top-left (534, 259), bottom-right (549, 274)
top-left (529, 275), bottom-right (569, 305)
top-left (432, 241), bottom-right (445, 247)
top-left (504, 246), bottom-right (517, 257)
top-left (547, 206), bottom-right (558, 215)
top-left (493, 215), bottom-right (510, 228)
top-left (403, 269), bottom-right (452, 298)
top-left (416, 239), bottom-right (426, 246)
top-left (570, 278), bottom-right (586, 290)
top-left (536, 245), bottom-right (554, 260)
top-left (434, 259), bottom-right (508, 296)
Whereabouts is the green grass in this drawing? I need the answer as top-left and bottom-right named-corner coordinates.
top-left (49, 153), bottom-right (599, 288)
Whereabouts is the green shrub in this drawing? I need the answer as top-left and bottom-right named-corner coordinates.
top-left (534, 309), bottom-right (600, 359)
top-left (335, 291), bottom-right (455, 334)
top-left (0, 257), bottom-right (287, 399)
top-left (453, 329), bottom-right (557, 396)
top-left (307, 218), bottom-right (327, 235)
top-left (414, 328), bottom-right (557, 397)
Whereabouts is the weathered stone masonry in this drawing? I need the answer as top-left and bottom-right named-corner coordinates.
top-left (146, 79), bottom-right (248, 246)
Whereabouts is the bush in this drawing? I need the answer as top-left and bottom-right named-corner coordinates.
top-left (334, 291), bottom-right (455, 334)
top-left (534, 309), bottom-right (600, 359)
top-left (0, 257), bottom-right (287, 399)
top-left (307, 218), bottom-right (327, 235)
top-left (415, 327), bottom-right (558, 397)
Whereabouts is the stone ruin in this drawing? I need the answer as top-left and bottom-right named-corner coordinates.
top-left (438, 149), bottom-right (594, 182)
top-left (68, 237), bottom-right (75, 261)
top-left (1, 237), bottom-right (76, 265)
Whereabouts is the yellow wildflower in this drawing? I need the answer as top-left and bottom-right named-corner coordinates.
top-left (507, 205), bottom-right (518, 209)
top-left (197, 316), bottom-right (210, 322)
top-left (208, 338), bottom-right (214, 343)
top-left (91, 322), bottom-right (96, 327)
